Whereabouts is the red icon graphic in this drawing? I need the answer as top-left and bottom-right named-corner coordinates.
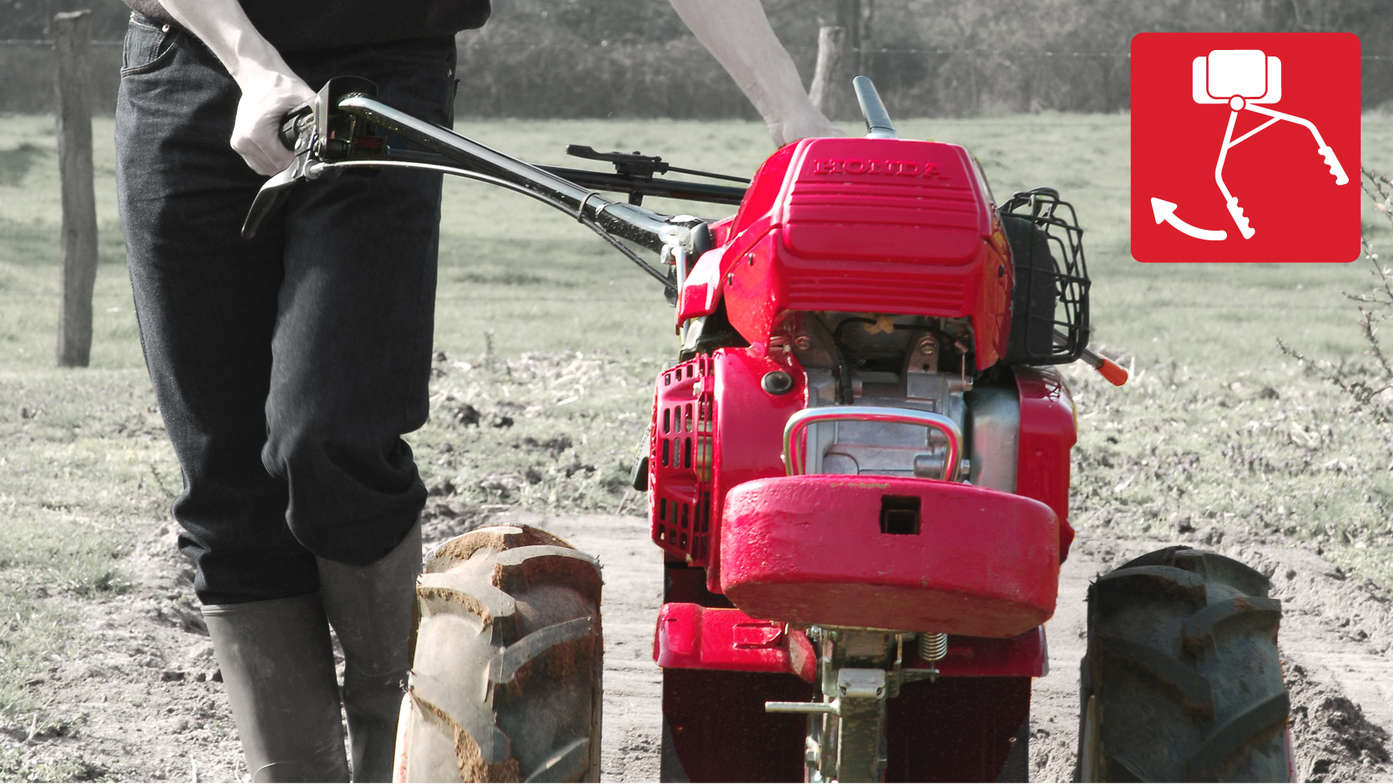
top-left (1131, 33), bottom-right (1360, 263)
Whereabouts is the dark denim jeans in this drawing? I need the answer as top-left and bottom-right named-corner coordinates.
top-left (115, 13), bottom-right (457, 604)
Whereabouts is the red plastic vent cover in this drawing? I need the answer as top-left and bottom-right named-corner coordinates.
top-left (649, 354), bottom-right (715, 564)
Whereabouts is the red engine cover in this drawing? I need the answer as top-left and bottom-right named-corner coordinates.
top-left (718, 475), bottom-right (1059, 638)
top-left (678, 137), bottom-right (1011, 368)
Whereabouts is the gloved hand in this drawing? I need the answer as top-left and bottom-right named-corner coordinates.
top-left (232, 66), bottom-right (315, 175)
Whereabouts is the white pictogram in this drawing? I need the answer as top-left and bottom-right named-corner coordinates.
top-left (1153, 49), bottom-right (1349, 241)
top-left (1150, 197), bottom-right (1227, 241)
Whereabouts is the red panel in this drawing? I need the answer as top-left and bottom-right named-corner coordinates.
top-left (728, 143), bottom-right (799, 241)
top-left (653, 603), bottom-right (816, 682)
top-left (719, 476), bottom-right (1059, 637)
top-left (705, 347), bottom-right (808, 592)
top-left (706, 215), bottom-right (734, 247)
top-left (1014, 366), bottom-right (1078, 561)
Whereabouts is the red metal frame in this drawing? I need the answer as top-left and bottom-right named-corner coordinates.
top-left (653, 601), bottom-right (1045, 681)
top-left (654, 603), bottom-right (817, 682)
top-left (652, 133), bottom-right (1082, 783)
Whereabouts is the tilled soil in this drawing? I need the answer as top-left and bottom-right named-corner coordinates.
top-left (8, 512), bottom-right (1393, 781)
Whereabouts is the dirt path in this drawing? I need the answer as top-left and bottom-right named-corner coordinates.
top-left (512, 513), bottom-right (1393, 783)
top-left (11, 512), bottom-right (1393, 781)
top-left (1031, 534), bottom-right (1393, 782)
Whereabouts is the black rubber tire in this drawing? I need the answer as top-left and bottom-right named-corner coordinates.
top-left (393, 525), bottom-right (603, 782)
top-left (1077, 546), bottom-right (1291, 782)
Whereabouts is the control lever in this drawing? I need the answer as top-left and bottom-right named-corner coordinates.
top-left (1057, 329), bottom-right (1128, 386)
top-left (565, 145), bottom-right (748, 183)
top-left (242, 76), bottom-right (379, 239)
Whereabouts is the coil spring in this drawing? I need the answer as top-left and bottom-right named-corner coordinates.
top-left (918, 632), bottom-right (948, 662)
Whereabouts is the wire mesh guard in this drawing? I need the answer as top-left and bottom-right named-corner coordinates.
top-left (1000, 187), bottom-right (1091, 365)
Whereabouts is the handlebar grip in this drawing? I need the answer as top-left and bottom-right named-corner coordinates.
top-left (1225, 196), bottom-right (1255, 239)
top-left (1318, 145), bottom-right (1349, 186)
top-left (279, 106), bottom-right (312, 151)
top-left (1096, 356), bottom-right (1129, 387)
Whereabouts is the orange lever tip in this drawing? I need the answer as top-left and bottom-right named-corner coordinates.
top-left (1097, 357), bottom-right (1129, 387)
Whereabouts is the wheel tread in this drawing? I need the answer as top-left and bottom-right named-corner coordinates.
top-left (408, 671), bottom-right (513, 763)
top-left (523, 737), bottom-right (592, 783)
top-left (416, 575), bottom-right (518, 629)
top-left (426, 525), bottom-right (576, 572)
top-left (492, 615), bottom-right (597, 683)
top-left (1103, 750), bottom-right (1147, 782)
top-left (400, 525), bottom-right (602, 782)
top-left (1079, 547), bottom-right (1290, 783)
top-left (490, 545), bottom-right (603, 600)
top-left (1090, 565), bottom-right (1208, 609)
top-left (1181, 693), bottom-right (1290, 781)
top-left (1117, 546), bottom-right (1270, 597)
top-left (1181, 597), bottom-right (1281, 655)
top-left (1093, 634), bottom-right (1215, 718)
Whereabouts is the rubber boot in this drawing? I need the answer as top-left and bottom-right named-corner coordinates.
top-left (203, 594), bottom-right (350, 782)
top-left (317, 520), bottom-right (422, 782)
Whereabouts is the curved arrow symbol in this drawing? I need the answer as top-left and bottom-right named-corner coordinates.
top-left (1150, 197), bottom-right (1228, 242)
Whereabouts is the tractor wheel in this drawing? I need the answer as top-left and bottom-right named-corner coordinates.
top-left (393, 525), bottom-right (603, 782)
top-left (1077, 546), bottom-right (1291, 782)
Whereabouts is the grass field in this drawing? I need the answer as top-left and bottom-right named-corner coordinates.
top-left (3, 110), bottom-right (1393, 767)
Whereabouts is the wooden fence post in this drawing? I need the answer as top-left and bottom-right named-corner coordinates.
top-left (809, 25), bottom-right (846, 117)
top-left (53, 9), bottom-right (98, 368)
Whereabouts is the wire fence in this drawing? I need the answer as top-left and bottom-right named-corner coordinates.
top-left (6, 39), bottom-right (1393, 58)
top-left (2, 39), bottom-right (1390, 117)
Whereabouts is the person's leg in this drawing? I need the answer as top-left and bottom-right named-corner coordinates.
top-left (116, 13), bottom-right (313, 607)
top-left (115, 15), bottom-right (347, 781)
top-left (264, 38), bottom-right (457, 782)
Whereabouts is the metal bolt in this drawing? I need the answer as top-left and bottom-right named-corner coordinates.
top-left (762, 371), bottom-right (795, 395)
top-left (917, 337), bottom-right (937, 355)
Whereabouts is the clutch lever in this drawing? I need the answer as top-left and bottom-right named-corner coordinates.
top-left (241, 76), bottom-right (379, 239)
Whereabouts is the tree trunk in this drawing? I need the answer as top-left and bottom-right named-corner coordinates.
top-left (809, 25), bottom-right (846, 116)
